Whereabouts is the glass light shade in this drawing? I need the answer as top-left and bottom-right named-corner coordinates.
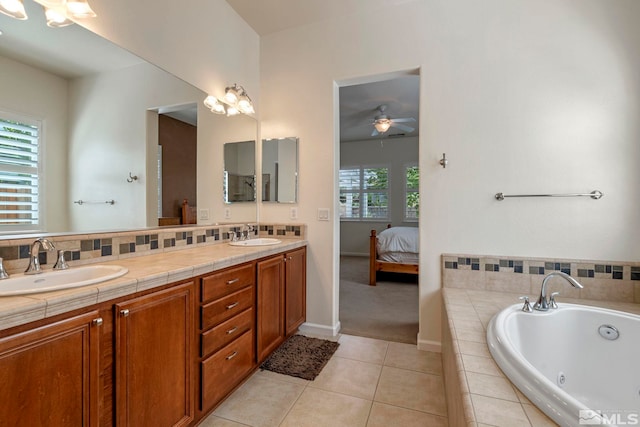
top-left (45, 7), bottom-right (73, 27)
top-left (237, 95), bottom-right (254, 114)
top-left (223, 85), bottom-right (239, 105)
top-left (226, 106), bottom-right (239, 116)
top-left (374, 119), bottom-right (391, 133)
top-left (203, 95), bottom-right (226, 114)
top-left (66, 0), bottom-right (96, 18)
top-left (0, 0), bottom-right (28, 20)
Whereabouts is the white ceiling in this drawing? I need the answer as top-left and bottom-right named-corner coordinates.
top-left (226, 0), bottom-right (420, 142)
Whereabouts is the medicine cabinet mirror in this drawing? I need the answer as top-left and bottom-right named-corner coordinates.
top-left (261, 137), bottom-right (299, 203)
top-left (224, 141), bottom-right (256, 203)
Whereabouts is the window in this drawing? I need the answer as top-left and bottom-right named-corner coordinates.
top-left (405, 165), bottom-right (419, 220)
top-left (0, 114), bottom-right (41, 232)
top-left (339, 166), bottom-right (388, 220)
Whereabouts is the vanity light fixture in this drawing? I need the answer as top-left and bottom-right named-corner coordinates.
top-left (65, 0), bottom-right (96, 18)
top-left (44, 6), bottom-right (73, 27)
top-left (203, 84), bottom-right (255, 117)
top-left (0, 0), bottom-right (28, 20)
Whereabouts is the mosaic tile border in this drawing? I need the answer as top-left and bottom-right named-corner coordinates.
top-left (443, 255), bottom-right (637, 281)
top-left (0, 223), bottom-right (305, 275)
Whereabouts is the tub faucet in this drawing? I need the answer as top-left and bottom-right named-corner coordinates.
top-left (534, 271), bottom-right (583, 311)
top-left (25, 238), bottom-right (56, 275)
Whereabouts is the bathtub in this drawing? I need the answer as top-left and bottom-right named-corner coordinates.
top-left (487, 303), bottom-right (640, 427)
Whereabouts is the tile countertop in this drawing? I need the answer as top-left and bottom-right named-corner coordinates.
top-left (0, 239), bottom-right (307, 332)
top-left (442, 287), bottom-right (640, 427)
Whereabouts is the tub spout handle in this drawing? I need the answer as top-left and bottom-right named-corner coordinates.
top-left (549, 292), bottom-right (560, 309)
top-left (519, 296), bottom-right (533, 312)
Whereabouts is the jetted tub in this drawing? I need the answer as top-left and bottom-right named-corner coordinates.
top-left (487, 303), bottom-right (640, 427)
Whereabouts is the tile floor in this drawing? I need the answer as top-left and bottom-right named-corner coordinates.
top-left (200, 334), bottom-right (448, 427)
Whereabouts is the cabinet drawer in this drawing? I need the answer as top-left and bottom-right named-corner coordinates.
top-left (201, 330), bottom-right (254, 411)
top-left (201, 263), bottom-right (255, 303)
top-left (201, 286), bottom-right (254, 331)
top-left (201, 307), bottom-right (253, 358)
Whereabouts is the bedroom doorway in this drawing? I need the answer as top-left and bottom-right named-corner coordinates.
top-left (338, 70), bottom-right (420, 344)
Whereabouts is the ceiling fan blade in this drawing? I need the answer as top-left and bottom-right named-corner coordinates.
top-left (390, 122), bottom-right (415, 132)
top-left (391, 117), bottom-right (416, 123)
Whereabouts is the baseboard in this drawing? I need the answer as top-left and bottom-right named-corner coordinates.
top-left (298, 321), bottom-right (341, 338)
top-left (417, 337), bottom-right (442, 353)
top-left (340, 252), bottom-right (368, 257)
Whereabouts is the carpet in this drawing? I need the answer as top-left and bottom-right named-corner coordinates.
top-left (260, 335), bottom-right (339, 381)
top-left (340, 255), bottom-right (419, 344)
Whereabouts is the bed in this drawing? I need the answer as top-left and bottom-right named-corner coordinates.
top-left (369, 225), bottom-right (419, 286)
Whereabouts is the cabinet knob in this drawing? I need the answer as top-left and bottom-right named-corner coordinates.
top-left (120, 309), bottom-right (130, 317)
top-left (226, 351), bottom-right (238, 361)
top-left (226, 302), bottom-right (239, 310)
top-left (92, 317), bottom-right (103, 326)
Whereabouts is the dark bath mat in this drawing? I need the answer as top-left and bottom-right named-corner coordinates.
top-left (260, 335), bottom-right (340, 381)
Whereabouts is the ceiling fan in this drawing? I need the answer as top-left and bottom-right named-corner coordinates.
top-left (371, 104), bottom-right (415, 137)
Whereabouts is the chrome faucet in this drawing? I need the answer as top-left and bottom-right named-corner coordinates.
top-left (25, 238), bottom-right (56, 275)
top-left (534, 271), bottom-right (583, 311)
top-left (245, 224), bottom-right (254, 240)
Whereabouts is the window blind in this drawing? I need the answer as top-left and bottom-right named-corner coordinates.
top-left (0, 116), bottom-right (40, 227)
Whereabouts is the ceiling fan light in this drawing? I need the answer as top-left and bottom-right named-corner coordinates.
top-left (374, 119), bottom-right (391, 133)
top-left (0, 0), bottom-right (28, 20)
top-left (66, 0), bottom-right (96, 18)
top-left (45, 7), bottom-right (73, 27)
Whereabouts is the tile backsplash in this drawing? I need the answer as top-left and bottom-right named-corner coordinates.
top-left (443, 253), bottom-right (640, 304)
top-left (0, 223), bottom-right (305, 274)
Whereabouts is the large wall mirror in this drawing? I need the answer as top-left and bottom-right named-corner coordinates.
top-left (262, 137), bottom-right (299, 203)
top-left (224, 141), bottom-right (256, 203)
top-left (0, 0), bottom-right (257, 235)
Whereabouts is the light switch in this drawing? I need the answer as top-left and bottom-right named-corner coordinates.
top-left (317, 208), bottom-right (330, 221)
top-left (290, 207), bottom-right (298, 220)
top-left (224, 208), bottom-right (231, 219)
top-left (199, 209), bottom-right (209, 220)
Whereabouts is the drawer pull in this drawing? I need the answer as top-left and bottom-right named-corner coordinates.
top-left (226, 278), bottom-right (240, 285)
top-left (226, 302), bottom-right (239, 310)
top-left (226, 326), bottom-right (238, 335)
top-left (226, 351), bottom-right (238, 360)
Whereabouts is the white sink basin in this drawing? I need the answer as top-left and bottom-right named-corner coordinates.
top-left (0, 265), bottom-right (128, 296)
top-left (229, 238), bottom-right (282, 247)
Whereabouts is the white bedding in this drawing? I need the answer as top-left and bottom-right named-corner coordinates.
top-left (376, 227), bottom-right (419, 263)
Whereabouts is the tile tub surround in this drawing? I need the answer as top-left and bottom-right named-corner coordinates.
top-left (442, 288), bottom-right (640, 426)
top-left (443, 254), bottom-right (640, 304)
top-left (0, 223), bottom-right (305, 275)
top-left (0, 232), bottom-right (307, 332)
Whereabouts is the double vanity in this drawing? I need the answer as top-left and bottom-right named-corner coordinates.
top-left (0, 231), bottom-right (306, 426)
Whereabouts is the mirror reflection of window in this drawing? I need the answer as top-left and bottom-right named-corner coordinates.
top-left (262, 137), bottom-right (298, 203)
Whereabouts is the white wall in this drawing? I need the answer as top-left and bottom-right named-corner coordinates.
top-left (0, 55), bottom-right (69, 232)
top-left (340, 137), bottom-right (419, 256)
top-left (259, 0), bottom-right (640, 347)
top-left (68, 62), bottom-right (205, 231)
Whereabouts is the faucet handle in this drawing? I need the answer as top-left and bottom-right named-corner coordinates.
top-left (53, 250), bottom-right (69, 270)
top-left (549, 292), bottom-right (560, 309)
top-left (0, 257), bottom-right (9, 279)
top-left (519, 296), bottom-right (533, 312)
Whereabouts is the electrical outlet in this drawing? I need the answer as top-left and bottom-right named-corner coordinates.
top-left (224, 208), bottom-right (231, 219)
top-left (199, 209), bottom-right (209, 220)
top-left (290, 207), bottom-right (298, 220)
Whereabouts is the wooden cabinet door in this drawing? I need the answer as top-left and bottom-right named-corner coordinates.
top-left (256, 255), bottom-right (285, 363)
top-left (115, 282), bottom-right (195, 427)
top-left (0, 311), bottom-right (102, 427)
top-left (285, 247), bottom-right (306, 336)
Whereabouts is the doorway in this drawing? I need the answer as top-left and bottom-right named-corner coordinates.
top-left (338, 71), bottom-right (420, 344)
